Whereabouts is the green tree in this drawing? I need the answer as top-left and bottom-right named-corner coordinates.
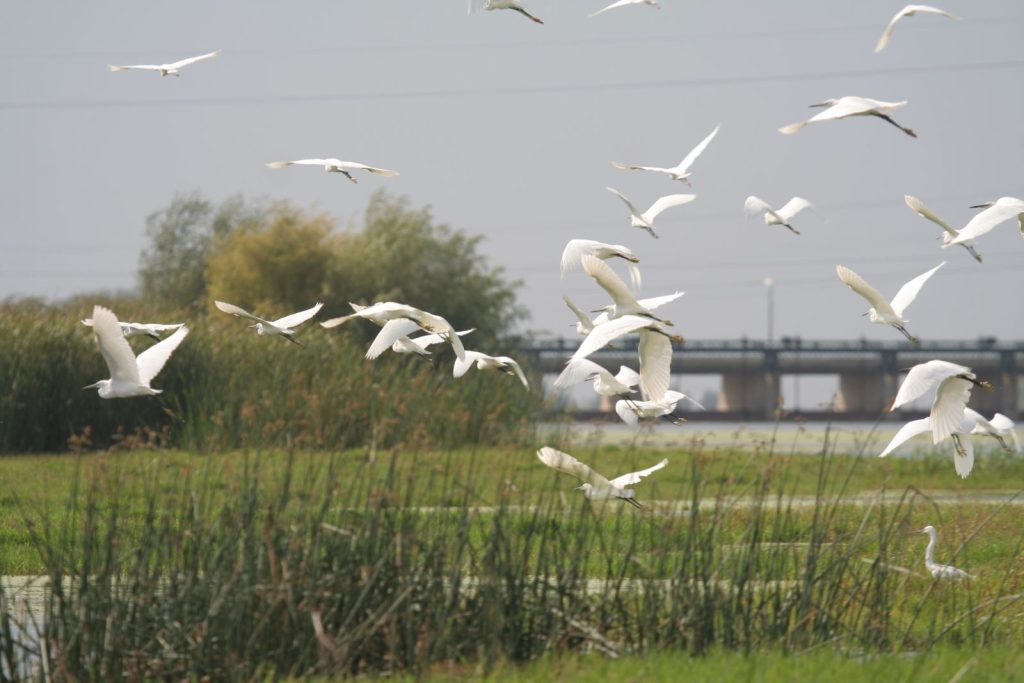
top-left (204, 202), bottom-right (337, 315)
top-left (328, 191), bottom-right (525, 342)
top-left (137, 193), bottom-right (258, 310)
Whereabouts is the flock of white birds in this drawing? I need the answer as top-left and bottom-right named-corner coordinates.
top-left (88, 3), bottom-right (1024, 581)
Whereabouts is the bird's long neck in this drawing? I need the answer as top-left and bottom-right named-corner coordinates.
top-left (925, 533), bottom-right (936, 564)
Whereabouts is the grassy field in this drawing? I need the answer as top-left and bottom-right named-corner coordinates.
top-left (396, 647), bottom-right (1024, 682)
top-left (1, 439), bottom-right (1022, 680)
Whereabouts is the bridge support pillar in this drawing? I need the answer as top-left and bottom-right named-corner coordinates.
top-left (718, 370), bottom-right (780, 419)
top-left (836, 372), bottom-right (894, 415)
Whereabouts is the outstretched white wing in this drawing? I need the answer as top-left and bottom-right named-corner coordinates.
top-left (336, 161), bottom-right (400, 177)
top-left (108, 63), bottom-right (163, 72)
top-left (930, 376), bottom-right (972, 444)
top-left (636, 291), bottom-right (684, 310)
top-left (904, 195), bottom-right (959, 240)
top-left (215, 300), bottom-right (272, 325)
top-left (988, 413), bottom-right (1021, 452)
top-left (836, 265), bottom-right (896, 317)
top-left (875, 5), bottom-right (956, 53)
top-left (272, 302), bottom-right (324, 329)
top-left (950, 198), bottom-right (1024, 245)
top-left (889, 262), bottom-right (944, 317)
top-left (675, 124), bottom-right (720, 175)
top-left (642, 194), bottom-right (696, 223)
top-left (536, 447), bottom-right (614, 489)
top-left (607, 187), bottom-right (642, 218)
top-left (409, 328), bottom-right (474, 350)
top-left (498, 357), bottom-right (529, 389)
top-left (954, 435), bottom-right (974, 479)
top-left (573, 316), bottom-right (660, 360)
top-left (553, 358), bottom-right (608, 390)
top-left (582, 255), bottom-right (639, 310)
top-left (776, 197), bottom-right (813, 222)
top-left (91, 306), bottom-right (141, 385)
top-left (610, 458), bottom-right (668, 488)
top-left (891, 360), bottom-right (970, 410)
top-left (136, 326), bottom-right (190, 386)
top-left (638, 329), bottom-right (672, 402)
top-left (366, 319), bottom-right (422, 359)
top-left (167, 49), bottom-right (220, 70)
top-left (615, 400), bottom-right (639, 427)
top-left (743, 196), bottom-right (773, 218)
top-left (879, 417), bottom-right (931, 457)
top-left (614, 365), bottom-right (641, 387)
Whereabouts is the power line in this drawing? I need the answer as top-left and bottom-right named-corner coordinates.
top-left (4, 58), bottom-right (1024, 111)
top-left (3, 15), bottom-right (1023, 61)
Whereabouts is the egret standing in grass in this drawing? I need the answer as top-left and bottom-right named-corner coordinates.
top-left (214, 301), bottom-right (323, 346)
top-left (84, 306), bottom-right (189, 398)
top-left (612, 124), bottom-right (719, 185)
top-left (921, 526), bottom-right (974, 579)
top-left (606, 188), bottom-right (695, 238)
top-left (835, 262), bottom-right (944, 343)
top-left (779, 97), bottom-right (916, 138)
top-left (744, 196), bottom-right (815, 235)
top-left (108, 50), bottom-right (219, 77)
top-left (536, 447), bottom-right (666, 508)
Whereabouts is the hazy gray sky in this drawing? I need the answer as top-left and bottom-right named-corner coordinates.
top-left (2, 1), bottom-right (1022, 343)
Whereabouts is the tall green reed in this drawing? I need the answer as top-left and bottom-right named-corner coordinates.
top-left (4, 443), bottom-right (1021, 680)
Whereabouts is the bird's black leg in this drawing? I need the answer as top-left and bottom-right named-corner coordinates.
top-left (874, 113), bottom-right (917, 138)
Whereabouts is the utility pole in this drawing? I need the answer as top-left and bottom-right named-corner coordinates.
top-left (763, 276), bottom-right (774, 344)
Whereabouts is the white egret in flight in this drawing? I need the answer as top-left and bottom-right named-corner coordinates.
top-left (215, 301), bottom-right (323, 346)
top-left (563, 295), bottom-right (597, 336)
top-left (875, 5), bottom-right (957, 53)
top-left (108, 50), bottom-right (219, 77)
top-left (84, 306), bottom-right (189, 399)
top-left (552, 358), bottom-right (639, 397)
top-left (891, 359), bottom-right (991, 448)
top-left (572, 315), bottom-right (680, 363)
top-left (80, 318), bottom-right (184, 342)
top-left (453, 351), bottom-right (529, 389)
top-left (265, 159), bottom-right (399, 183)
top-left (744, 196), bottom-right (815, 235)
top-left (963, 408), bottom-right (1018, 453)
top-left (581, 255), bottom-right (678, 322)
top-left (590, 0), bottom-right (660, 17)
top-left (560, 239), bottom-right (642, 289)
top-left (615, 390), bottom-right (703, 427)
top-left (779, 97), bottom-right (916, 138)
top-left (321, 302), bottom-right (466, 361)
top-left (948, 197), bottom-right (1024, 247)
top-left (611, 124), bottom-right (719, 185)
top-left (536, 447), bottom-right (666, 508)
top-left (921, 526), bottom-right (974, 579)
top-left (835, 262), bottom-right (944, 343)
top-left (904, 195), bottom-right (982, 263)
top-left (606, 187), bottom-right (695, 238)
top-left (880, 415), bottom-right (975, 478)
top-left (392, 329), bottom-right (475, 359)
top-left (468, 0), bottom-right (543, 24)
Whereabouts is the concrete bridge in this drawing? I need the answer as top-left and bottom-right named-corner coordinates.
top-left (523, 337), bottom-right (1023, 420)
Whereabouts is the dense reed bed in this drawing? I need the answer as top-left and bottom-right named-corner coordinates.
top-left (0, 305), bottom-right (539, 453)
top-left (1, 444), bottom-right (1021, 681)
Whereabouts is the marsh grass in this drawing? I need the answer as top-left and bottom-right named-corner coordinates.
top-left (1, 440), bottom-right (1022, 681)
top-left (0, 306), bottom-right (539, 453)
